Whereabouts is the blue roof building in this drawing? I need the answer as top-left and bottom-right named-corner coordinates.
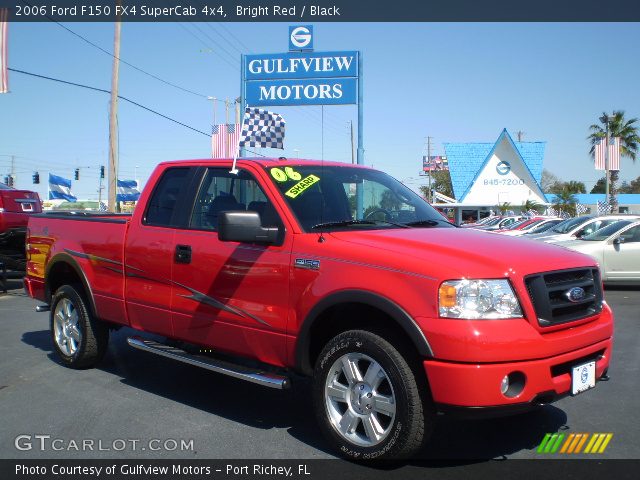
top-left (444, 129), bottom-right (547, 206)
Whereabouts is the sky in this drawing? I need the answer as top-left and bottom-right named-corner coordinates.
top-left (1, 22), bottom-right (640, 200)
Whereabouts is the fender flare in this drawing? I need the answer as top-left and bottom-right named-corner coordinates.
top-left (45, 253), bottom-right (98, 318)
top-left (294, 290), bottom-right (434, 375)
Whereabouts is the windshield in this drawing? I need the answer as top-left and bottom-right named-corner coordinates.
top-left (526, 219), bottom-right (561, 234)
top-left (581, 220), bottom-right (633, 241)
top-left (481, 217), bottom-right (502, 227)
top-left (267, 165), bottom-right (454, 232)
top-left (551, 216), bottom-right (593, 234)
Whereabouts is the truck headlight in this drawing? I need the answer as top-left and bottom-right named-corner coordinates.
top-left (439, 279), bottom-right (523, 319)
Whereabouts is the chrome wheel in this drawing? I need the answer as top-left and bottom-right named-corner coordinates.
top-left (53, 298), bottom-right (82, 356)
top-left (324, 352), bottom-right (397, 447)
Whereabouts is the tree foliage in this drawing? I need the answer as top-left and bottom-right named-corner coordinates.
top-left (419, 170), bottom-right (454, 200)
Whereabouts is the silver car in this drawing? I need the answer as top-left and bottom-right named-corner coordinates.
top-left (558, 220), bottom-right (640, 284)
top-left (528, 215), bottom-right (640, 243)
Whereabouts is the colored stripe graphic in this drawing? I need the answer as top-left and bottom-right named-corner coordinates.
top-left (539, 433), bottom-right (613, 454)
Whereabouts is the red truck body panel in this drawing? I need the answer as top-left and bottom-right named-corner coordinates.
top-left (0, 186), bottom-right (42, 240)
top-left (25, 159), bottom-right (614, 410)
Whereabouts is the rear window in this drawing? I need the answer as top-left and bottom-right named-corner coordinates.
top-left (143, 168), bottom-right (190, 227)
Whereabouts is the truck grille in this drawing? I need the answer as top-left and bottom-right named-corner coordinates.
top-left (524, 268), bottom-right (603, 327)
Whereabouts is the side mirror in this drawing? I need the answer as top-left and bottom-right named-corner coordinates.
top-left (218, 211), bottom-right (279, 244)
top-left (613, 237), bottom-right (624, 245)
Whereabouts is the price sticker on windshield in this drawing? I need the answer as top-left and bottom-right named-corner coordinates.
top-left (270, 167), bottom-right (302, 182)
top-left (285, 175), bottom-right (320, 198)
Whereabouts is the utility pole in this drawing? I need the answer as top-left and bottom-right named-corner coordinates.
top-left (605, 116), bottom-right (610, 201)
top-left (516, 130), bottom-right (525, 142)
top-left (225, 97), bottom-right (230, 126)
top-left (10, 155), bottom-right (15, 185)
top-left (426, 136), bottom-right (432, 203)
top-left (349, 121), bottom-right (355, 164)
top-left (235, 97), bottom-right (241, 125)
top-left (108, 0), bottom-right (122, 213)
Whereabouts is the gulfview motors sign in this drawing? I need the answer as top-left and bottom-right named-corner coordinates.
top-left (244, 27), bottom-right (359, 106)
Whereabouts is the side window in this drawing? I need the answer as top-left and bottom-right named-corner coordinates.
top-left (190, 168), bottom-right (282, 231)
top-left (144, 168), bottom-right (190, 227)
top-left (620, 225), bottom-right (640, 243)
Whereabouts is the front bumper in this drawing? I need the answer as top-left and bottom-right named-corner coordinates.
top-left (424, 337), bottom-right (612, 410)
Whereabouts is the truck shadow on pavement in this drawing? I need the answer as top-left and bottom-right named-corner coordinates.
top-left (21, 326), bottom-right (567, 463)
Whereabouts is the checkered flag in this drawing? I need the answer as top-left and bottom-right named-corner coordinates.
top-left (576, 203), bottom-right (588, 215)
top-left (597, 200), bottom-right (611, 215)
top-left (544, 207), bottom-right (557, 216)
top-left (238, 107), bottom-right (285, 149)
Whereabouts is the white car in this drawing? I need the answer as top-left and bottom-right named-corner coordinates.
top-left (528, 215), bottom-right (640, 243)
top-left (558, 220), bottom-right (640, 284)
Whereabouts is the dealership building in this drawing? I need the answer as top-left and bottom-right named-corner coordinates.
top-left (429, 128), bottom-right (639, 223)
top-left (434, 129), bottom-right (547, 223)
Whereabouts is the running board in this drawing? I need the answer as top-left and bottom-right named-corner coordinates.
top-left (126, 336), bottom-right (290, 390)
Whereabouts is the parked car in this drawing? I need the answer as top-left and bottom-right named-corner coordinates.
top-left (460, 215), bottom-right (498, 228)
top-left (0, 182), bottom-right (42, 249)
top-left (527, 215), bottom-right (640, 243)
top-left (557, 220), bottom-right (640, 284)
top-left (475, 215), bottom-right (525, 231)
top-left (495, 217), bottom-right (546, 235)
top-left (24, 159), bottom-right (613, 460)
top-left (522, 218), bottom-right (565, 236)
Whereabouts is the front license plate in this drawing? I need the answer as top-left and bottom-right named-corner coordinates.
top-left (571, 361), bottom-right (596, 395)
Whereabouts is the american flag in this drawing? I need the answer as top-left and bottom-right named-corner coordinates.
top-left (0, 8), bottom-right (8, 94)
top-left (609, 137), bottom-right (620, 171)
top-left (211, 124), bottom-right (240, 158)
top-left (595, 137), bottom-right (621, 171)
top-left (594, 139), bottom-right (605, 170)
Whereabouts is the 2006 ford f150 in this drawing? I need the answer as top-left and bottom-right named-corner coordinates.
top-left (24, 159), bottom-right (613, 460)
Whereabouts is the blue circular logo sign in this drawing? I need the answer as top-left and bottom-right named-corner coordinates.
top-left (496, 161), bottom-right (511, 176)
top-left (290, 26), bottom-right (312, 49)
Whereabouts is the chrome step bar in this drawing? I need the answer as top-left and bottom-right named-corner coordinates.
top-left (127, 336), bottom-right (290, 390)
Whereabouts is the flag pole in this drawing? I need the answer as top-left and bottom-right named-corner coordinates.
top-left (229, 105), bottom-right (246, 175)
top-left (605, 119), bottom-right (610, 202)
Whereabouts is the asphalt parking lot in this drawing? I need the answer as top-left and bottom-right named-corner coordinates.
top-left (0, 274), bottom-right (638, 462)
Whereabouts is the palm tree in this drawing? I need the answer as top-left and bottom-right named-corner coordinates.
top-left (588, 111), bottom-right (640, 211)
top-left (521, 199), bottom-right (541, 215)
top-left (553, 188), bottom-right (578, 217)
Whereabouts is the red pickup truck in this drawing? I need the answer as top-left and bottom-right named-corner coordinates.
top-left (24, 159), bottom-right (613, 460)
top-left (0, 182), bottom-right (42, 248)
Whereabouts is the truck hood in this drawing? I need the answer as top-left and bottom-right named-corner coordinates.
top-left (329, 227), bottom-right (598, 280)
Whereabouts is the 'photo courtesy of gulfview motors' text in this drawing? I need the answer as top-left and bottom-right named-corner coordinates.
top-left (1, 0), bottom-right (639, 478)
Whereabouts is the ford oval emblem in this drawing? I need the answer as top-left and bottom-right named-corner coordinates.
top-left (566, 287), bottom-right (586, 303)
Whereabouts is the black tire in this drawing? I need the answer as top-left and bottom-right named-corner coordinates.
top-left (313, 330), bottom-right (434, 460)
top-left (50, 285), bottom-right (109, 369)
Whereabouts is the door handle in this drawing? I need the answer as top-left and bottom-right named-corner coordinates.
top-left (175, 244), bottom-right (192, 264)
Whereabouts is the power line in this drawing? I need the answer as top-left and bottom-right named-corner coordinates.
top-left (8, 67), bottom-right (211, 137)
top-left (20, 0), bottom-right (209, 99)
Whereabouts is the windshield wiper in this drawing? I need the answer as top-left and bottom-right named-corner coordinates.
top-left (311, 220), bottom-right (376, 229)
top-left (311, 219), bottom-right (410, 229)
top-left (403, 220), bottom-right (441, 227)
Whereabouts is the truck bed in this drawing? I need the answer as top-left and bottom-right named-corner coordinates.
top-left (26, 212), bottom-right (131, 326)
